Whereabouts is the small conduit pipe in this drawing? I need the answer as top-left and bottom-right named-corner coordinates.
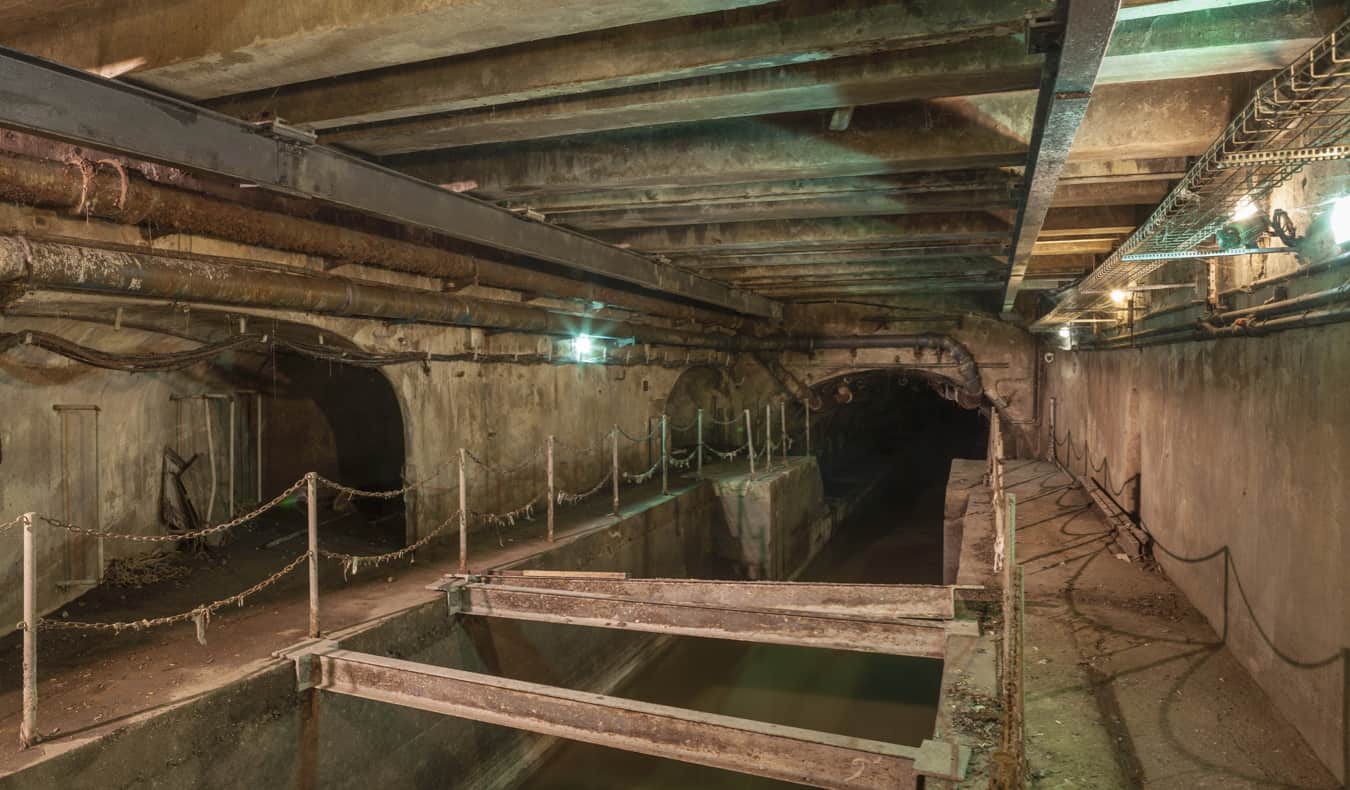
top-left (0, 237), bottom-right (998, 405)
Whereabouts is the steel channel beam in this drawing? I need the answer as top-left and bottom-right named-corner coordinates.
top-left (314, 649), bottom-right (921, 789)
top-left (456, 575), bottom-right (956, 620)
top-left (1002, 1), bottom-right (1121, 313)
top-left (451, 583), bottom-right (949, 658)
top-left (0, 48), bottom-right (777, 319)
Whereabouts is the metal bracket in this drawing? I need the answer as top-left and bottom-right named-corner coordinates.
top-left (273, 637), bottom-right (340, 691)
top-left (914, 739), bottom-right (972, 782)
top-left (251, 119), bottom-right (318, 147)
top-left (1024, 14), bottom-right (1064, 55)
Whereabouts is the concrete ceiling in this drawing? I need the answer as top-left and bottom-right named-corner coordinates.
top-left (3, 0), bottom-right (1345, 316)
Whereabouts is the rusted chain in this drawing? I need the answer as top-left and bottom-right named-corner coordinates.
top-left (668, 450), bottom-right (695, 470)
top-left (464, 447), bottom-right (543, 476)
top-left (556, 470), bottom-right (612, 505)
top-left (622, 459), bottom-right (662, 485)
top-left (705, 443), bottom-right (749, 460)
top-left (0, 514), bottom-right (25, 534)
top-left (667, 418), bottom-right (698, 433)
top-left (319, 513), bottom-right (454, 579)
top-left (615, 423), bottom-right (658, 443)
top-left (706, 411), bottom-right (746, 426)
top-left (470, 494), bottom-right (543, 527)
top-left (554, 431), bottom-right (612, 456)
top-left (38, 551), bottom-right (311, 645)
top-left (36, 477), bottom-right (307, 543)
top-left (316, 463), bottom-right (453, 499)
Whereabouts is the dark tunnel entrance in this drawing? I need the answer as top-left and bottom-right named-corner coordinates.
top-left (805, 369), bottom-right (987, 585)
top-left (168, 348), bottom-right (409, 559)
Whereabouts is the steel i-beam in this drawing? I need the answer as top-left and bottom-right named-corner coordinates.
top-left (1002, 0), bottom-right (1121, 314)
top-left (304, 649), bottom-right (974, 789)
top-left (0, 48), bottom-right (776, 318)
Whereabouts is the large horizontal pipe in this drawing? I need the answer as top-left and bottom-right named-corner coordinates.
top-left (0, 149), bottom-right (745, 325)
top-left (0, 237), bottom-right (989, 399)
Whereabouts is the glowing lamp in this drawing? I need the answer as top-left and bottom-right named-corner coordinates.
top-left (1110, 289), bottom-right (1129, 305)
top-left (1332, 195), bottom-right (1350, 245)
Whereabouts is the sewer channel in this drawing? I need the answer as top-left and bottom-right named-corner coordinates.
top-left (517, 433), bottom-right (965, 789)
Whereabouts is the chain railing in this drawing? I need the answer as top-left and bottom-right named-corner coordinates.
top-left (6, 397), bottom-right (821, 748)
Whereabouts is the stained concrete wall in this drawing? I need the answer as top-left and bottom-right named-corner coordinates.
top-left (0, 320), bottom-right (262, 634)
top-left (1043, 324), bottom-right (1350, 782)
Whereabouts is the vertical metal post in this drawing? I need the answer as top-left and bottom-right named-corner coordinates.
top-left (20, 513), bottom-right (37, 749)
top-left (611, 427), bottom-right (621, 516)
top-left (1048, 397), bottom-right (1057, 464)
top-left (764, 404), bottom-right (773, 471)
top-left (779, 401), bottom-right (787, 464)
top-left (546, 436), bottom-right (556, 542)
top-left (306, 473), bottom-right (319, 638)
top-left (660, 414), bottom-right (669, 495)
top-left (744, 409), bottom-right (756, 475)
top-left (458, 448), bottom-right (468, 574)
top-left (255, 394), bottom-right (264, 503)
top-left (227, 397), bottom-right (237, 518)
top-left (696, 409), bottom-right (703, 478)
top-left (803, 400), bottom-right (812, 455)
top-left (646, 415), bottom-right (653, 469)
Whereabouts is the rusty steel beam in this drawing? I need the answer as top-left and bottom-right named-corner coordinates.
top-left (310, 649), bottom-right (929, 789)
top-left (0, 48), bottom-right (776, 318)
top-left (448, 574), bottom-right (957, 620)
top-left (1002, 0), bottom-right (1121, 314)
top-left (442, 581), bottom-right (949, 657)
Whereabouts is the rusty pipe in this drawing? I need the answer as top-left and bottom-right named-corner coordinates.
top-left (0, 237), bottom-right (992, 402)
top-left (0, 237), bottom-right (745, 348)
top-left (0, 149), bottom-right (744, 325)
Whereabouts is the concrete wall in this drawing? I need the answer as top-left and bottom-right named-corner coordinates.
top-left (1042, 324), bottom-right (1349, 781)
top-left (0, 320), bottom-right (258, 632)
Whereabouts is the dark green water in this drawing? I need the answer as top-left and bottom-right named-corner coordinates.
top-left (517, 459), bottom-right (952, 788)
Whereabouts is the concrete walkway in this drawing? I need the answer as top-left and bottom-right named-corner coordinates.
top-left (1010, 461), bottom-right (1338, 789)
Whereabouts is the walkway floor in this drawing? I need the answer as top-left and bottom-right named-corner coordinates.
top-left (0, 457), bottom-right (784, 775)
top-left (1009, 460), bottom-right (1338, 789)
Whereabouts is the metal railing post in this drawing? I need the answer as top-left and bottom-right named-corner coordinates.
top-left (779, 401), bottom-right (787, 464)
top-left (803, 399), bottom-right (812, 455)
top-left (20, 513), bottom-right (38, 749)
top-left (458, 448), bottom-right (468, 574)
top-left (611, 427), bottom-right (621, 516)
top-left (1049, 397), bottom-right (1057, 464)
top-left (744, 409), bottom-right (756, 475)
top-left (660, 414), bottom-right (669, 495)
top-left (764, 403), bottom-right (773, 471)
top-left (696, 409), bottom-right (703, 478)
top-left (306, 472), bottom-right (319, 638)
top-left (546, 436), bottom-right (556, 542)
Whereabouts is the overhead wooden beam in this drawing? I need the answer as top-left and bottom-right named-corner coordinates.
top-left (210, 0), bottom-right (1053, 129)
top-left (593, 214), bottom-right (1012, 256)
top-left (322, 42), bottom-right (1042, 154)
top-left (4, 0), bottom-right (777, 99)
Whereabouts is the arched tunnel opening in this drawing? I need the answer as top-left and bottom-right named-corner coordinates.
top-left (804, 369), bottom-right (988, 585)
